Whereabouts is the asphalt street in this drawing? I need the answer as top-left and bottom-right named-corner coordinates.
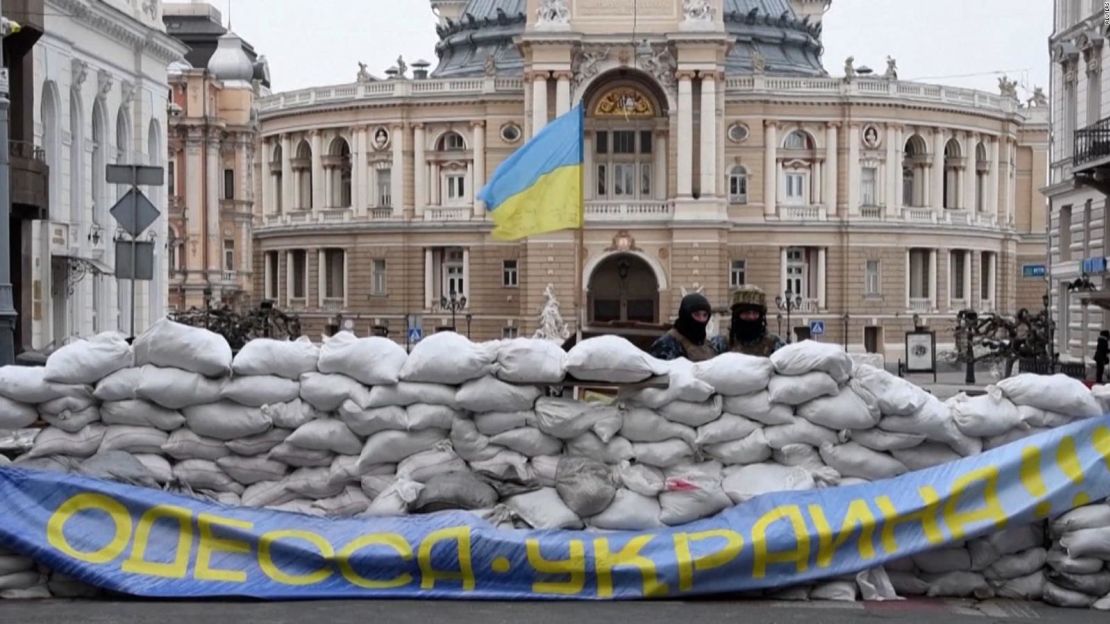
top-left (0, 598), bottom-right (1107, 624)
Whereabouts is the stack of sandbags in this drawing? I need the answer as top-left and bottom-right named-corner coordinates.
top-left (1047, 502), bottom-right (1110, 609)
top-left (983, 375), bottom-right (1104, 450)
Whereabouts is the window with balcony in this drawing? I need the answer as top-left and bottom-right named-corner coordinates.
top-left (371, 259), bottom-right (386, 296)
top-left (323, 249), bottom-right (346, 301)
top-left (784, 171), bottom-right (806, 204)
top-left (903, 135), bottom-right (928, 207)
top-left (223, 169), bottom-right (234, 200)
top-left (728, 166), bottom-right (748, 204)
top-left (502, 259), bottom-right (518, 288)
top-left (786, 247), bottom-right (807, 296)
top-left (865, 260), bottom-right (880, 296)
top-left (223, 239), bottom-right (235, 272)
top-left (265, 251), bottom-right (279, 300)
top-left (861, 167), bottom-right (877, 207)
top-left (290, 250), bottom-right (307, 300)
top-left (730, 260), bottom-right (746, 288)
top-left (425, 247), bottom-right (469, 308)
top-left (943, 139), bottom-right (962, 209)
top-left (444, 249), bottom-right (465, 298)
top-left (445, 173), bottom-right (466, 204)
top-left (908, 248), bottom-right (932, 305)
top-left (1060, 204), bottom-right (1073, 261)
top-left (593, 129), bottom-right (653, 200)
top-left (376, 167), bottom-right (391, 207)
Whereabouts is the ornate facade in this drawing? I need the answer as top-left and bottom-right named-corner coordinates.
top-left (252, 0), bottom-right (1048, 359)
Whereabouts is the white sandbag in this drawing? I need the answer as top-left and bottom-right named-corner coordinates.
top-left (77, 451), bottom-right (158, 487)
top-left (770, 340), bottom-right (853, 383)
top-left (810, 581), bottom-right (857, 602)
top-left (855, 567), bottom-right (900, 602)
top-left (767, 372), bottom-right (839, 406)
top-left (887, 571), bottom-right (930, 596)
top-left (1042, 581), bottom-right (1097, 608)
top-left (851, 364), bottom-right (930, 416)
top-left (530, 455), bottom-right (560, 487)
top-left (1096, 592), bottom-right (1110, 611)
top-left (768, 585), bottom-right (811, 601)
top-left (878, 395), bottom-right (981, 456)
top-left (507, 487), bottom-right (583, 529)
top-left (949, 388), bottom-right (1025, 438)
top-left (313, 486), bottom-right (373, 516)
top-left (764, 417), bottom-right (838, 449)
top-left (1046, 547), bottom-right (1104, 574)
top-left (772, 444), bottom-right (841, 486)
top-left (0, 571), bottom-right (45, 591)
top-left (220, 376), bottom-right (300, 407)
top-left (98, 425), bottom-right (168, 455)
top-left (266, 441), bottom-right (333, 467)
top-left (615, 461), bottom-right (665, 497)
top-left (162, 429), bottom-right (230, 461)
top-left (13, 454), bottom-right (75, 472)
top-left (184, 402), bottom-right (272, 441)
top-left (399, 331), bottom-right (494, 384)
top-left (563, 335), bottom-right (667, 383)
top-left (339, 402), bottom-right (407, 437)
top-left (703, 429), bottom-right (772, 465)
top-left (722, 391), bottom-right (794, 426)
top-left (456, 376), bottom-right (541, 414)
top-left (474, 411), bottom-right (536, 436)
top-left (494, 338), bottom-right (566, 384)
top-left (798, 386), bottom-right (881, 430)
top-left (137, 366), bottom-right (224, 410)
top-left (985, 426), bottom-right (1048, 450)
top-left (133, 319), bottom-right (231, 377)
top-left (328, 456), bottom-right (384, 487)
top-left (299, 372), bottom-right (371, 412)
top-left (0, 556), bottom-right (32, 576)
top-left (242, 480), bottom-right (295, 507)
top-left (226, 428), bottom-right (289, 457)
top-left (450, 419), bottom-right (502, 462)
top-left (848, 428), bottom-right (925, 452)
top-left (490, 428), bottom-right (562, 457)
top-left (997, 373), bottom-right (1102, 419)
top-left (620, 408), bottom-right (696, 446)
top-left (977, 524), bottom-right (1044, 560)
top-left (657, 395), bottom-right (723, 428)
top-left (286, 419), bottom-right (362, 456)
top-left (406, 403), bottom-right (462, 431)
top-left (633, 439), bottom-right (695, 468)
top-left (0, 396), bottom-right (36, 430)
top-left (565, 433), bottom-right (634, 464)
top-left (469, 449), bottom-right (532, 482)
top-left (1051, 504), bottom-right (1110, 536)
top-left (284, 467), bottom-right (345, 500)
top-left (133, 454), bottom-right (174, 483)
top-left (722, 462), bottom-right (815, 503)
top-left (396, 444), bottom-right (467, 483)
top-left (100, 399), bottom-right (185, 431)
top-left (659, 463), bottom-right (732, 525)
top-left (1016, 405), bottom-right (1072, 429)
top-left (695, 413), bottom-right (760, 446)
top-left (365, 382), bottom-right (458, 409)
top-left (173, 459), bottom-right (243, 494)
top-left (232, 337), bottom-right (319, 380)
top-left (1051, 572), bottom-right (1110, 602)
top-left (0, 365), bottom-right (91, 404)
top-left (317, 331), bottom-right (408, 386)
top-left (589, 490), bottom-right (663, 530)
top-left (44, 332), bottom-right (132, 385)
top-left (924, 571), bottom-right (993, 599)
top-left (1060, 526), bottom-right (1110, 559)
top-left (984, 548), bottom-right (1047, 581)
top-left (216, 455), bottom-right (288, 485)
top-left (627, 358), bottom-right (714, 408)
top-left (362, 477), bottom-right (424, 517)
top-left (891, 442), bottom-right (962, 471)
top-left (42, 406), bottom-right (99, 433)
top-left (555, 456), bottom-right (616, 517)
top-left (261, 399), bottom-right (319, 430)
top-left (819, 442), bottom-right (907, 481)
top-left (93, 366), bottom-right (142, 402)
top-left (992, 570), bottom-right (1046, 601)
top-left (27, 424), bottom-right (105, 458)
top-left (692, 352), bottom-right (774, 396)
top-left (358, 428), bottom-right (447, 469)
top-left (38, 394), bottom-right (94, 416)
top-left (533, 398), bottom-right (622, 441)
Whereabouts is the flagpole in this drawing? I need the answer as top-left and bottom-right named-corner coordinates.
top-left (574, 104), bottom-right (585, 345)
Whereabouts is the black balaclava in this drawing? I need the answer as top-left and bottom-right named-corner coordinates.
top-left (674, 293), bottom-right (712, 345)
top-left (731, 304), bottom-right (766, 343)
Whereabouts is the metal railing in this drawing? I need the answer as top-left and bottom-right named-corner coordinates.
top-left (908, 297), bottom-right (932, 312)
top-left (585, 200), bottom-right (673, 221)
top-left (10, 140), bottom-right (45, 162)
top-left (1074, 116), bottom-right (1110, 167)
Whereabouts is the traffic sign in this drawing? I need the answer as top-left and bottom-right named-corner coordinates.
top-left (106, 164), bottom-right (164, 186)
top-left (109, 188), bottom-right (160, 237)
top-left (408, 327), bottom-right (423, 343)
top-left (809, 320), bottom-right (825, 336)
top-left (114, 240), bottom-right (154, 280)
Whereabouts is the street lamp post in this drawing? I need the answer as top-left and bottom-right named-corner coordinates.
top-left (774, 289), bottom-right (802, 344)
top-left (440, 288), bottom-right (467, 332)
top-left (465, 313), bottom-right (472, 339)
top-left (203, 286), bottom-right (212, 330)
top-left (958, 309), bottom-right (978, 385)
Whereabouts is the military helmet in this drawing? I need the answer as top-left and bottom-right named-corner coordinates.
top-left (731, 285), bottom-right (767, 310)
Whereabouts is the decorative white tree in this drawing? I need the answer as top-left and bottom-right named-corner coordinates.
top-left (534, 283), bottom-right (570, 344)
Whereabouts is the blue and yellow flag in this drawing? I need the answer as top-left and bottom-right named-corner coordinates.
top-left (478, 105), bottom-right (584, 240)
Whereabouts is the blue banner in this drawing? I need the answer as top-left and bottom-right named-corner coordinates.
top-left (0, 416), bottom-right (1108, 600)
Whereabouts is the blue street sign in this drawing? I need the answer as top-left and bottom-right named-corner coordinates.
top-left (408, 327), bottom-right (423, 343)
top-left (810, 320), bottom-right (825, 336)
top-left (1082, 257), bottom-right (1108, 275)
top-left (1022, 264), bottom-right (1046, 278)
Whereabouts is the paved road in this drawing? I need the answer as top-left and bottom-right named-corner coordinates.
top-left (0, 598), bottom-right (1106, 624)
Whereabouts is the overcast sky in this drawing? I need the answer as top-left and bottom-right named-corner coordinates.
top-left (225, 0), bottom-right (1050, 98)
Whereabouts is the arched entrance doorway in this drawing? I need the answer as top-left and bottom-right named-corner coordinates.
top-left (587, 253), bottom-right (659, 324)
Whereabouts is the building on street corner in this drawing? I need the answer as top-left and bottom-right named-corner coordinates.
top-left (251, 0), bottom-right (1048, 360)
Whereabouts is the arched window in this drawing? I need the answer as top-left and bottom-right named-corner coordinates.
top-left (943, 138), bottom-right (962, 209)
top-left (437, 131), bottom-right (466, 151)
top-left (903, 135), bottom-right (928, 207)
top-left (293, 140), bottom-right (312, 209)
top-left (783, 130), bottom-right (813, 150)
top-left (91, 100), bottom-right (107, 226)
top-left (728, 166), bottom-right (748, 204)
top-left (975, 142), bottom-right (988, 212)
top-left (780, 130), bottom-right (816, 206)
top-left (40, 82), bottom-right (60, 221)
top-left (326, 137), bottom-right (351, 208)
top-left (434, 131), bottom-right (470, 206)
top-left (270, 143), bottom-right (283, 214)
top-left (69, 92), bottom-right (82, 225)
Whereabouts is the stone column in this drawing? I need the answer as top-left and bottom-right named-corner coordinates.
top-left (392, 123), bottom-right (406, 217)
top-left (931, 129), bottom-right (946, 212)
top-left (817, 247), bottom-right (827, 310)
top-left (260, 138), bottom-right (271, 215)
top-left (963, 133), bottom-right (977, 211)
top-left (413, 123), bottom-right (426, 217)
top-left (352, 127), bottom-right (365, 215)
top-left (963, 250), bottom-right (972, 303)
top-left (825, 123), bottom-right (838, 216)
top-left (847, 124), bottom-right (860, 216)
top-left (185, 131), bottom-right (205, 284)
top-left (555, 72), bottom-right (571, 116)
top-left (654, 130), bottom-right (667, 200)
top-left (764, 121), bottom-right (778, 216)
top-left (424, 248), bottom-right (434, 309)
top-left (472, 121), bottom-right (485, 217)
top-left (699, 72), bottom-right (717, 197)
top-left (532, 73), bottom-right (549, 135)
top-left (311, 130), bottom-right (325, 210)
top-left (894, 126), bottom-right (905, 213)
top-left (885, 125), bottom-right (899, 216)
top-left (987, 252), bottom-right (997, 305)
top-left (780, 247), bottom-right (788, 296)
top-left (928, 248), bottom-right (938, 309)
top-left (677, 72), bottom-right (694, 197)
top-left (1007, 141), bottom-right (1017, 226)
top-left (280, 134), bottom-right (292, 213)
top-left (205, 133), bottom-right (220, 277)
top-left (987, 136), bottom-right (999, 217)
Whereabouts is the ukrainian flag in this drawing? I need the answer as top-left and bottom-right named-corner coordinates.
top-left (478, 104), bottom-right (584, 240)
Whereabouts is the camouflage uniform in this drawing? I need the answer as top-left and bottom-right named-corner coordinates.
top-left (650, 329), bottom-right (728, 362)
top-left (728, 285), bottom-right (785, 357)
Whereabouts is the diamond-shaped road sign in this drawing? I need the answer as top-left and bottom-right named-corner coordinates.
top-left (110, 188), bottom-right (161, 237)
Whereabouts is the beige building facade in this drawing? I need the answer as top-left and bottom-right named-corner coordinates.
top-left (252, 0), bottom-right (1048, 359)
